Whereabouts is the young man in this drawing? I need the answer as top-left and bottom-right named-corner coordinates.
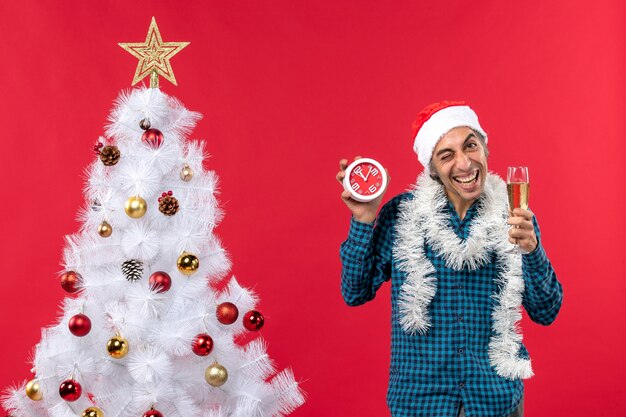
top-left (337, 101), bottom-right (563, 417)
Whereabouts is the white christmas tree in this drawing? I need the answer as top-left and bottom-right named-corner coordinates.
top-left (2, 18), bottom-right (304, 417)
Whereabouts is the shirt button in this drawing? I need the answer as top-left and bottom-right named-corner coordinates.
top-left (459, 382), bottom-right (465, 389)
top-left (458, 315), bottom-right (463, 322)
top-left (458, 348), bottom-right (465, 354)
top-left (457, 285), bottom-right (463, 290)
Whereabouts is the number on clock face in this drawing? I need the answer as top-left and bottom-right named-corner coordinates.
top-left (349, 162), bottom-right (384, 196)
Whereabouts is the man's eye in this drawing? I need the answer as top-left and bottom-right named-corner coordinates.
top-left (441, 154), bottom-right (452, 161)
top-left (466, 141), bottom-right (478, 149)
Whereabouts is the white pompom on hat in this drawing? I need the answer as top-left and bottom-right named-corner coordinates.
top-left (412, 100), bottom-right (487, 174)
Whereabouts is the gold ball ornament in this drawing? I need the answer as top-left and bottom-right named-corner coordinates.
top-left (82, 407), bottom-right (104, 417)
top-left (177, 252), bottom-right (199, 275)
top-left (106, 336), bottom-right (129, 358)
top-left (125, 196), bottom-right (147, 218)
top-left (97, 221), bottom-right (113, 237)
top-left (25, 379), bottom-right (43, 401)
top-left (205, 362), bottom-right (228, 387)
top-left (180, 164), bottom-right (193, 182)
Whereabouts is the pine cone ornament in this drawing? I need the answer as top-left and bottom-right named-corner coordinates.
top-left (121, 259), bottom-right (143, 282)
top-left (158, 191), bottom-right (179, 216)
top-left (99, 145), bottom-right (120, 166)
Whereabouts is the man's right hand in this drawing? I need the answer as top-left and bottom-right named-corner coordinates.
top-left (336, 156), bottom-right (390, 224)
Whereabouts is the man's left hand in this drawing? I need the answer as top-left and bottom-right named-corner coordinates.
top-left (507, 208), bottom-right (538, 253)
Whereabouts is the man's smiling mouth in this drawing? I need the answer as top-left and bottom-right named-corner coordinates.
top-left (453, 170), bottom-right (479, 185)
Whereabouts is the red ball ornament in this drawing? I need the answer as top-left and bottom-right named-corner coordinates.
top-left (148, 271), bottom-right (172, 293)
top-left (216, 302), bottom-right (239, 325)
top-left (143, 409), bottom-right (163, 417)
top-left (192, 333), bottom-right (214, 356)
top-left (60, 271), bottom-right (81, 293)
top-left (141, 128), bottom-right (164, 148)
top-left (242, 310), bottom-right (264, 331)
top-left (59, 379), bottom-right (82, 402)
top-left (69, 314), bottom-right (92, 337)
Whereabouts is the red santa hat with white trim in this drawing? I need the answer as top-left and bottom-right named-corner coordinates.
top-left (412, 100), bottom-right (488, 175)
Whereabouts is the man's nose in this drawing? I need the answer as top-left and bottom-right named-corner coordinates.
top-left (455, 153), bottom-right (472, 170)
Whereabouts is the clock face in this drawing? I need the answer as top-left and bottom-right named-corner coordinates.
top-left (347, 159), bottom-right (385, 200)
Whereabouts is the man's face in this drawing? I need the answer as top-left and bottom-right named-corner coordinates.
top-left (430, 126), bottom-right (488, 209)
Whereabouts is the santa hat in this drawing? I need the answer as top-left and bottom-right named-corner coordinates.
top-left (412, 100), bottom-right (487, 174)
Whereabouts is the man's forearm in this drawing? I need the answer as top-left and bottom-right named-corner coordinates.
top-left (521, 243), bottom-right (563, 325)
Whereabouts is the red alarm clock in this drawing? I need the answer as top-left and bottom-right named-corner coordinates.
top-left (342, 158), bottom-right (388, 202)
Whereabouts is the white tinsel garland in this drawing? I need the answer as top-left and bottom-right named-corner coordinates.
top-left (394, 172), bottom-right (533, 380)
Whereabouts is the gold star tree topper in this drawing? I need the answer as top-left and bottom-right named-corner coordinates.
top-left (119, 17), bottom-right (189, 88)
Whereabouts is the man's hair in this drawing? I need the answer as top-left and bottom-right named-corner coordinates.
top-left (428, 129), bottom-right (489, 182)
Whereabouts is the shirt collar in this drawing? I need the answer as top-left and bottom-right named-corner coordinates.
top-left (445, 199), bottom-right (479, 234)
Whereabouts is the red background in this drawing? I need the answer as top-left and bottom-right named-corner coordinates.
top-left (0, 1), bottom-right (624, 416)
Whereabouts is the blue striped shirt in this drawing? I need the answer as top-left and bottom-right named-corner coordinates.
top-left (340, 193), bottom-right (563, 417)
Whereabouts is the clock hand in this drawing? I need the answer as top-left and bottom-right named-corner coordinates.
top-left (356, 171), bottom-right (367, 181)
top-left (363, 166), bottom-right (372, 181)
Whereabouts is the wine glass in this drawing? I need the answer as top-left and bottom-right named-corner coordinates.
top-left (507, 166), bottom-right (529, 211)
top-left (507, 166), bottom-right (529, 253)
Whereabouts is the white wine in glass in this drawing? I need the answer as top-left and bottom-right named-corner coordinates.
top-left (507, 167), bottom-right (529, 210)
